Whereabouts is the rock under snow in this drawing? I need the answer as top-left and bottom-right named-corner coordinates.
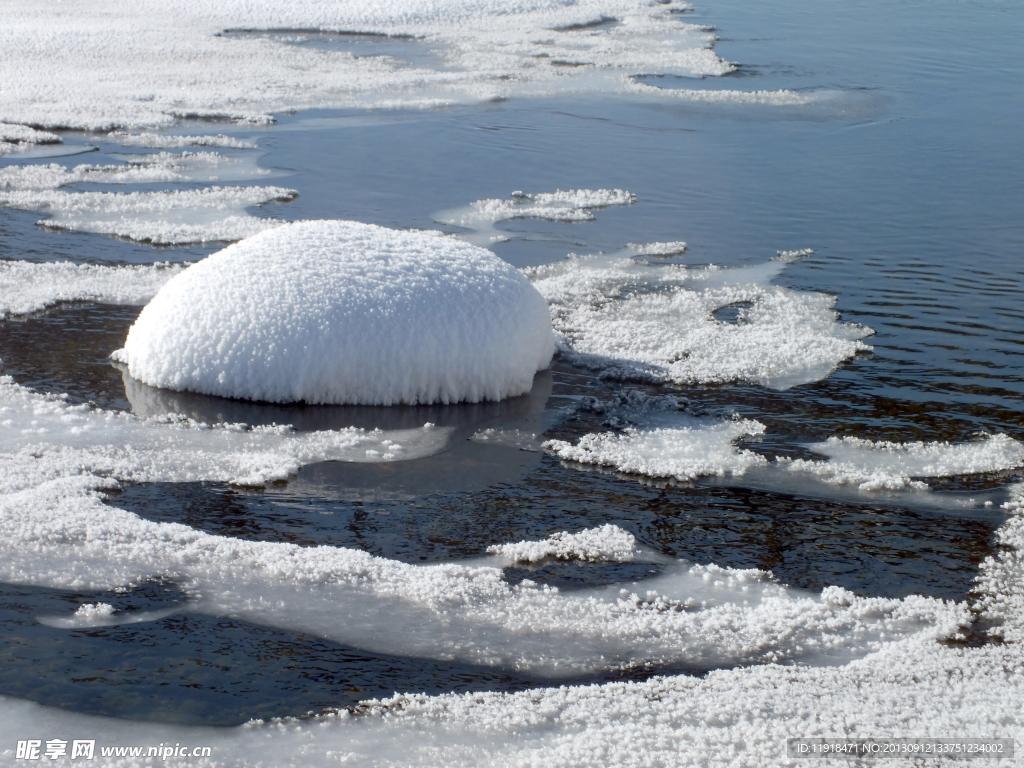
top-left (114, 220), bottom-right (555, 405)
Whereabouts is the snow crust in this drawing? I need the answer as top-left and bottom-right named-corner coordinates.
top-left (116, 220), bottom-right (555, 405)
top-left (528, 249), bottom-right (874, 389)
top-left (486, 524), bottom-right (639, 564)
top-left (785, 435), bottom-right (1024, 491)
top-left (438, 189), bottom-right (636, 246)
top-left (0, 186), bottom-right (296, 244)
top-left (0, 261), bottom-right (181, 319)
top-left (0, 0), bottom-right (781, 132)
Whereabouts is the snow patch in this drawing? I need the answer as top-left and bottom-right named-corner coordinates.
top-left (116, 220), bottom-right (555, 405)
top-left (487, 524), bottom-right (639, 563)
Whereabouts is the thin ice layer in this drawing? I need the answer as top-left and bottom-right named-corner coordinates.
top-left (0, 186), bottom-right (296, 244)
top-left (0, 0), bottom-right (818, 131)
top-left (116, 220), bottom-right (556, 405)
top-left (0, 377), bottom-right (452, 489)
top-left (784, 434), bottom-right (1024, 491)
top-left (528, 250), bottom-right (873, 389)
top-left (437, 189), bottom-right (636, 246)
top-left (0, 633), bottom-right (1020, 767)
top-left (0, 261), bottom-right (181, 318)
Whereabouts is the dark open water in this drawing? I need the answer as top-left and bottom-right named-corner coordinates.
top-left (0, 0), bottom-right (1022, 727)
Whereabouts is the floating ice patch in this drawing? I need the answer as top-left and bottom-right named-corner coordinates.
top-left (0, 260), bottom-right (182, 319)
top-left (528, 249), bottom-right (873, 389)
top-left (545, 416), bottom-right (767, 481)
top-left (108, 131), bottom-right (258, 149)
top-left (36, 602), bottom-right (180, 629)
top-left (783, 434), bottom-right (1024, 491)
top-left (486, 524), bottom-right (639, 564)
top-left (115, 220), bottom-right (555, 405)
top-left (0, 152), bottom-right (272, 191)
top-left (0, 0), bottom-right (753, 131)
top-left (437, 189), bottom-right (636, 247)
top-left (0, 186), bottom-right (296, 244)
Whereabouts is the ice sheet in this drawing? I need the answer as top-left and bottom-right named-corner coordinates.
top-left (0, 261), bottom-right (181, 319)
top-left (116, 220), bottom-right (555, 405)
top-left (0, 186), bottom-right (296, 244)
top-left (0, 0), bottom-right (821, 132)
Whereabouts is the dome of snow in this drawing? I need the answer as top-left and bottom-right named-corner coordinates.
top-left (114, 220), bottom-right (555, 405)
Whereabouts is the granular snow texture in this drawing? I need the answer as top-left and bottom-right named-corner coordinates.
top-left (115, 220), bottom-right (555, 405)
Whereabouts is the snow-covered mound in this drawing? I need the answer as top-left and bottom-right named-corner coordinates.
top-left (115, 220), bottom-right (555, 405)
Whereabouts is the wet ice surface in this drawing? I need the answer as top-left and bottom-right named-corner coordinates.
top-left (1, 0), bottom-right (1023, 760)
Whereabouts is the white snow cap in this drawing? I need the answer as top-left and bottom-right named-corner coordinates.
top-left (116, 220), bottom-right (555, 405)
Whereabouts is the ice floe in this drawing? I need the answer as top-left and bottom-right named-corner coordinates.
top-left (0, 0), bottom-right (782, 132)
top-left (784, 434), bottom-right (1024, 492)
top-left (546, 417), bottom-right (767, 481)
top-left (115, 220), bottom-right (555, 405)
top-left (437, 189), bottom-right (636, 246)
top-left (0, 260), bottom-right (181, 319)
top-left (0, 377), bottom-right (452, 489)
top-left (528, 247), bottom-right (873, 389)
top-left (0, 186), bottom-right (296, 244)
